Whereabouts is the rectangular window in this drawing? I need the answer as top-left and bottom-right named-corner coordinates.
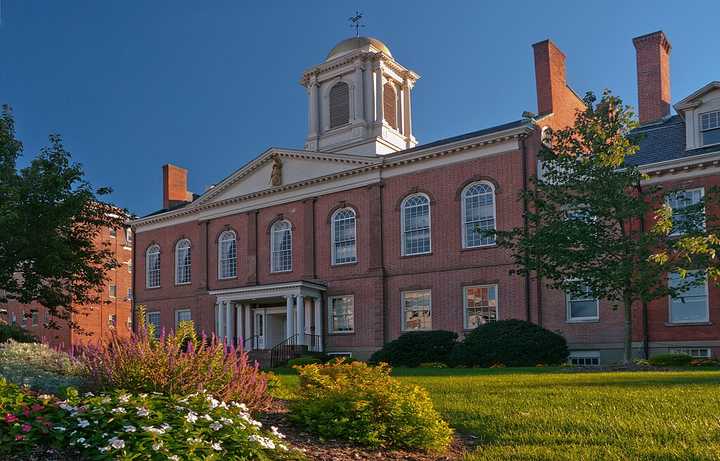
top-left (670, 347), bottom-right (711, 358)
top-left (566, 283), bottom-right (599, 321)
top-left (401, 289), bottom-right (432, 331)
top-left (328, 295), bottom-right (354, 333)
top-left (464, 285), bottom-right (498, 329)
top-left (146, 311), bottom-right (161, 337)
top-left (127, 288), bottom-right (133, 300)
top-left (700, 110), bottom-right (720, 146)
top-left (669, 271), bottom-right (708, 324)
top-left (175, 309), bottom-right (192, 327)
top-left (108, 314), bottom-right (117, 328)
top-left (666, 188), bottom-right (705, 235)
top-left (109, 227), bottom-right (117, 238)
top-left (109, 284), bottom-right (117, 298)
top-left (10, 312), bottom-right (16, 326)
top-left (569, 351), bottom-right (600, 366)
top-left (124, 228), bottom-right (133, 246)
top-left (31, 311), bottom-right (39, 327)
top-left (127, 260), bottom-right (133, 274)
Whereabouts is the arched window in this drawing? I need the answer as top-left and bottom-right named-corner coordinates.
top-left (270, 220), bottom-right (292, 272)
top-left (329, 82), bottom-right (350, 128)
top-left (401, 194), bottom-right (431, 256)
top-left (146, 244), bottom-right (160, 288)
top-left (331, 208), bottom-right (357, 265)
top-left (175, 239), bottom-right (192, 284)
top-left (462, 182), bottom-right (496, 248)
top-left (218, 230), bottom-right (237, 279)
top-left (383, 82), bottom-right (398, 129)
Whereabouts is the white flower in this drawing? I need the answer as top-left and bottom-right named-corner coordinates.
top-left (82, 443), bottom-right (90, 448)
top-left (220, 417), bottom-right (233, 425)
top-left (248, 434), bottom-right (275, 449)
top-left (160, 423), bottom-right (171, 431)
top-left (185, 412), bottom-right (198, 423)
top-left (99, 447), bottom-right (109, 453)
top-left (39, 394), bottom-right (52, 400)
top-left (101, 397), bottom-right (112, 404)
top-left (77, 437), bottom-right (86, 443)
top-left (54, 426), bottom-right (66, 432)
top-left (84, 392), bottom-right (95, 397)
top-left (209, 422), bottom-right (223, 431)
top-left (139, 393), bottom-right (148, 398)
top-left (118, 394), bottom-right (130, 403)
top-left (59, 403), bottom-right (75, 412)
top-left (108, 437), bottom-right (125, 449)
top-left (124, 425), bottom-right (136, 433)
top-left (152, 441), bottom-right (164, 451)
top-left (211, 442), bottom-right (223, 451)
top-left (169, 456), bottom-right (179, 461)
top-left (271, 426), bottom-right (286, 439)
top-left (207, 397), bottom-right (220, 409)
top-left (142, 425), bottom-right (166, 434)
top-left (231, 402), bottom-right (248, 411)
top-left (203, 414), bottom-right (213, 422)
top-left (136, 407), bottom-right (149, 417)
top-left (111, 407), bottom-right (126, 414)
top-left (219, 401), bottom-right (228, 409)
top-left (77, 419), bottom-right (90, 428)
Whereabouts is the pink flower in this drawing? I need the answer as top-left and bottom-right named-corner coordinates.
top-left (4, 413), bottom-right (18, 424)
top-left (21, 424), bottom-right (32, 433)
top-left (22, 406), bottom-right (30, 417)
top-left (15, 435), bottom-right (24, 441)
top-left (31, 403), bottom-right (44, 413)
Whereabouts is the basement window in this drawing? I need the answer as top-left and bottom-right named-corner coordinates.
top-left (568, 351), bottom-right (600, 366)
top-left (701, 111), bottom-right (720, 146)
top-left (670, 347), bottom-right (711, 358)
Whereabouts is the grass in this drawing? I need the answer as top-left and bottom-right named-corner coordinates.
top-left (273, 367), bottom-right (720, 460)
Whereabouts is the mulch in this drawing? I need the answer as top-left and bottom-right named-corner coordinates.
top-left (257, 400), bottom-right (472, 461)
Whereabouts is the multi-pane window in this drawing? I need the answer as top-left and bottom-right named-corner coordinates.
top-left (328, 296), bottom-right (354, 333)
top-left (566, 282), bottom-right (599, 321)
top-left (670, 347), bottom-right (711, 358)
top-left (464, 285), bottom-right (498, 329)
top-left (700, 111), bottom-right (720, 146)
top-left (332, 208), bottom-right (357, 265)
top-left (401, 194), bottom-right (431, 256)
top-left (109, 284), bottom-right (117, 298)
top-left (329, 82), bottom-right (350, 128)
top-left (218, 230), bottom-right (237, 279)
top-left (667, 188), bottom-right (705, 235)
top-left (146, 245), bottom-right (161, 288)
top-left (402, 289), bottom-right (432, 331)
top-left (175, 239), bottom-right (192, 284)
top-left (146, 311), bottom-right (161, 338)
top-left (175, 309), bottom-right (192, 327)
top-left (669, 271), bottom-right (709, 324)
top-left (569, 351), bottom-right (600, 366)
top-left (271, 220), bottom-right (292, 272)
top-left (462, 182), bottom-right (496, 248)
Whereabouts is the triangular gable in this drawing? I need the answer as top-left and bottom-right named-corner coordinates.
top-left (193, 148), bottom-right (380, 206)
top-left (675, 81), bottom-right (720, 111)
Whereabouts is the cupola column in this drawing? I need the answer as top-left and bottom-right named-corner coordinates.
top-left (373, 61), bottom-right (385, 124)
top-left (352, 60), bottom-right (363, 122)
top-left (402, 78), bottom-right (414, 143)
top-left (307, 75), bottom-right (319, 139)
top-left (363, 60), bottom-right (374, 123)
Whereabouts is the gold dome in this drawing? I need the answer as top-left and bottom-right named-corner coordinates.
top-left (326, 37), bottom-right (392, 61)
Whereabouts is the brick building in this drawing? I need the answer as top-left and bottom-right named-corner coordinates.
top-left (131, 31), bottom-right (720, 363)
top-left (1, 226), bottom-right (134, 349)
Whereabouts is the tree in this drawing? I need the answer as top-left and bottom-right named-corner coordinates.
top-left (493, 91), bottom-right (720, 364)
top-left (0, 105), bottom-right (128, 330)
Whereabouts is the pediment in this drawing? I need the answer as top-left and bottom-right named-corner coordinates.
top-left (675, 82), bottom-right (720, 111)
top-left (195, 148), bottom-right (379, 206)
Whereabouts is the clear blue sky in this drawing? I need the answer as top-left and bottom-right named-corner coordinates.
top-left (2, 1), bottom-right (718, 216)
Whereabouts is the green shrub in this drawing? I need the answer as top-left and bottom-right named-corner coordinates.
top-left (0, 323), bottom-right (36, 343)
top-left (369, 330), bottom-right (458, 367)
top-left (418, 362), bottom-right (448, 368)
top-left (0, 378), bottom-right (67, 457)
top-left (0, 340), bottom-right (86, 394)
top-left (450, 320), bottom-right (569, 367)
top-left (648, 353), bottom-right (694, 367)
top-left (289, 360), bottom-right (453, 452)
top-left (287, 356), bottom-right (321, 367)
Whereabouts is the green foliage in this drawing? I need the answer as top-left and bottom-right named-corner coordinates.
top-left (0, 323), bottom-right (36, 343)
top-left (0, 340), bottom-right (86, 394)
top-left (289, 360), bottom-right (453, 452)
top-left (369, 330), bottom-right (458, 367)
top-left (450, 320), bottom-right (569, 367)
top-left (418, 362), bottom-right (449, 368)
top-left (0, 378), bottom-right (67, 457)
top-left (286, 356), bottom-right (322, 367)
top-left (0, 106), bottom-right (128, 328)
top-left (648, 353), bottom-right (694, 367)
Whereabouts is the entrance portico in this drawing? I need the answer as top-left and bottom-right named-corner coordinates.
top-left (209, 280), bottom-right (325, 352)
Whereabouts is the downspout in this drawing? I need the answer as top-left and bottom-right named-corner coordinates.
top-left (520, 133), bottom-right (533, 323)
top-left (131, 226), bottom-right (137, 333)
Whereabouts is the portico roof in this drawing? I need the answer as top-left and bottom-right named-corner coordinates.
top-left (209, 280), bottom-right (326, 303)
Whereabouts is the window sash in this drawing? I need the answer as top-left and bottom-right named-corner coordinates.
top-left (463, 185), bottom-right (496, 248)
top-left (175, 309), bottom-right (192, 327)
top-left (271, 222), bottom-right (292, 272)
top-left (146, 249), bottom-right (160, 288)
top-left (464, 285), bottom-right (498, 329)
top-left (146, 312), bottom-right (161, 337)
top-left (402, 196), bottom-right (431, 255)
top-left (667, 188), bottom-right (705, 235)
top-left (218, 234), bottom-right (237, 279)
top-left (332, 210), bottom-right (357, 265)
top-left (402, 290), bottom-right (432, 331)
top-left (566, 283), bottom-right (599, 321)
top-left (669, 271), bottom-right (709, 323)
top-left (329, 296), bottom-right (354, 333)
top-left (175, 242), bottom-right (192, 284)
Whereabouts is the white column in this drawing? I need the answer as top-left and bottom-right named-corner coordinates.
top-left (308, 75), bottom-right (319, 137)
top-left (402, 79), bottom-right (413, 140)
top-left (285, 296), bottom-right (294, 340)
top-left (352, 62), bottom-right (363, 122)
top-left (217, 301), bottom-right (225, 341)
top-left (363, 61), bottom-right (374, 123)
top-left (244, 305), bottom-right (253, 350)
top-left (374, 63), bottom-right (384, 124)
top-left (314, 297), bottom-right (323, 352)
top-left (296, 295), bottom-right (305, 345)
top-left (225, 301), bottom-right (233, 345)
top-left (214, 303), bottom-right (220, 337)
top-left (237, 304), bottom-right (244, 346)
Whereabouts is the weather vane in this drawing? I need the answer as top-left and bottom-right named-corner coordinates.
top-left (348, 11), bottom-right (365, 37)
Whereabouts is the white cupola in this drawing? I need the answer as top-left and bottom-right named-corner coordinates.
top-left (300, 36), bottom-right (419, 156)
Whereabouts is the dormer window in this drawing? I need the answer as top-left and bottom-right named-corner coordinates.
top-left (700, 110), bottom-right (720, 146)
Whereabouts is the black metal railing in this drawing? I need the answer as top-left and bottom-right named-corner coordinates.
top-left (269, 333), bottom-right (321, 368)
top-left (243, 335), bottom-right (263, 351)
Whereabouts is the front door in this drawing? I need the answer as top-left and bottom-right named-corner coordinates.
top-left (254, 312), bottom-right (265, 349)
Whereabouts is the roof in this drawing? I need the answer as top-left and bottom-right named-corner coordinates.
top-left (326, 36), bottom-right (391, 61)
top-left (626, 115), bottom-right (687, 166)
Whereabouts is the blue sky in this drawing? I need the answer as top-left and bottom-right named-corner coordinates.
top-left (2, 1), bottom-right (719, 216)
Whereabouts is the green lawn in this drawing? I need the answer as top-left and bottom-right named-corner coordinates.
top-left (273, 367), bottom-right (720, 460)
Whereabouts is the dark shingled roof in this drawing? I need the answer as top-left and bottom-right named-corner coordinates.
top-left (626, 115), bottom-right (686, 166)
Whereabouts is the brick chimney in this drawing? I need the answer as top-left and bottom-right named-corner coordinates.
top-left (532, 40), bottom-right (584, 129)
top-left (633, 31), bottom-right (672, 124)
top-left (162, 164), bottom-right (192, 209)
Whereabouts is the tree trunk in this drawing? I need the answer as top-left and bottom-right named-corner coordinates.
top-left (623, 297), bottom-right (633, 365)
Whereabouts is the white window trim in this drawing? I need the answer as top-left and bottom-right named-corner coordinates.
top-left (331, 208), bottom-right (358, 266)
top-left (217, 230), bottom-right (238, 280)
top-left (668, 271), bottom-right (709, 324)
top-left (174, 309), bottom-right (192, 327)
top-left (328, 295), bottom-right (355, 334)
top-left (565, 281), bottom-right (599, 322)
top-left (400, 193), bottom-right (432, 256)
top-left (699, 110), bottom-right (720, 148)
top-left (461, 181), bottom-right (497, 249)
top-left (667, 187), bottom-right (705, 237)
top-left (568, 351), bottom-right (601, 366)
top-left (109, 284), bottom-right (117, 299)
top-left (270, 220), bottom-right (293, 273)
top-left (174, 239), bottom-right (192, 285)
top-left (670, 347), bottom-right (711, 358)
top-left (146, 245), bottom-right (161, 289)
top-left (401, 289), bottom-right (432, 332)
top-left (463, 284), bottom-right (499, 329)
